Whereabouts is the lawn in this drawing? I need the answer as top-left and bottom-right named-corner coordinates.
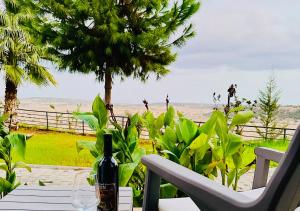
top-left (242, 139), bottom-right (289, 167)
top-left (11, 128), bottom-right (290, 167)
top-left (12, 129), bottom-right (96, 167)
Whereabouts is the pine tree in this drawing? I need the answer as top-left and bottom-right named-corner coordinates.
top-left (257, 76), bottom-right (281, 140)
top-left (35, 0), bottom-right (200, 104)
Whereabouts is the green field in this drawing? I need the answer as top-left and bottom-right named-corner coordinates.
top-left (12, 129), bottom-right (96, 167)
top-left (240, 139), bottom-right (289, 166)
top-left (11, 128), bottom-right (290, 167)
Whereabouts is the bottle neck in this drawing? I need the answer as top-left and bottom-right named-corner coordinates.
top-left (104, 136), bottom-right (112, 157)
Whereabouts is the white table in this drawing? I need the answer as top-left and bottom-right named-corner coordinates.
top-left (0, 186), bottom-right (133, 211)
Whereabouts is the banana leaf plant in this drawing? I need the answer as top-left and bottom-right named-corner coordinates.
top-left (142, 105), bottom-right (175, 152)
top-left (208, 109), bottom-right (255, 190)
top-left (74, 96), bottom-right (146, 206)
top-left (151, 105), bottom-right (255, 196)
top-left (0, 114), bottom-right (31, 198)
top-left (153, 108), bottom-right (216, 197)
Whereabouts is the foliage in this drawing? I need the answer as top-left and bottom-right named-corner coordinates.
top-left (213, 84), bottom-right (257, 135)
top-left (74, 93), bottom-right (255, 205)
top-left (74, 96), bottom-right (146, 206)
top-left (0, 113), bottom-right (31, 198)
top-left (257, 76), bottom-right (283, 140)
top-left (35, 0), bottom-right (200, 104)
top-left (211, 110), bottom-right (255, 190)
top-left (143, 104), bottom-right (255, 193)
top-left (0, 0), bottom-right (56, 114)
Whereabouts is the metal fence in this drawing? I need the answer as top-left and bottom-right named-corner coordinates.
top-left (0, 107), bottom-right (128, 135)
top-left (0, 107), bottom-right (297, 140)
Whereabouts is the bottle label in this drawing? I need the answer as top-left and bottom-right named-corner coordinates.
top-left (98, 183), bottom-right (117, 211)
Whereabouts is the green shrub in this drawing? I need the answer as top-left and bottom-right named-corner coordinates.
top-left (76, 95), bottom-right (255, 205)
top-left (0, 114), bottom-right (31, 198)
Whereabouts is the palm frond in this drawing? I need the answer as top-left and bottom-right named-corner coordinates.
top-left (4, 65), bottom-right (25, 85)
top-left (26, 64), bottom-right (57, 86)
top-left (0, 9), bottom-right (56, 88)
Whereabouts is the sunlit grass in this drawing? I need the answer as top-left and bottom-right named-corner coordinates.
top-left (12, 129), bottom-right (96, 167)
top-left (242, 139), bottom-right (289, 167)
top-left (10, 128), bottom-right (290, 167)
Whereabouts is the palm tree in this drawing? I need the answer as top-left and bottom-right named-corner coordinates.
top-left (0, 1), bottom-right (56, 117)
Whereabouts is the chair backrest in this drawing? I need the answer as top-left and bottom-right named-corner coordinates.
top-left (260, 126), bottom-right (300, 211)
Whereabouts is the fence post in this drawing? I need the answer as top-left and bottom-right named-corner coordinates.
top-left (82, 121), bottom-right (85, 135)
top-left (122, 116), bottom-right (125, 128)
top-left (283, 128), bottom-right (287, 140)
top-left (46, 112), bottom-right (49, 130)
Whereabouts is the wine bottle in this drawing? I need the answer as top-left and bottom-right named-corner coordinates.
top-left (97, 134), bottom-right (119, 211)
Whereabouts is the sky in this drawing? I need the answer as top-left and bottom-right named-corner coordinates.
top-left (0, 0), bottom-right (300, 105)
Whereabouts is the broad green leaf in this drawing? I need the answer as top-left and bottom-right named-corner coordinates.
top-left (161, 150), bottom-right (180, 163)
top-left (73, 112), bottom-right (99, 131)
top-left (175, 124), bottom-right (183, 141)
top-left (189, 133), bottom-right (208, 150)
top-left (205, 161), bottom-right (219, 175)
top-left (12, 181), bottom-right (21, 190)
top-left (232, 153), bottom-right (242, 169)
top-left (160, 183), bottom-right (177, 198)
top-left (119, 162), bottom-right (138, 186)
top-left (228, 105), bottom-right (245, 114)
top-left (0, 115), bottom-right (9, 137)
top-left (0, 163), bottom-right (8, 172)
top-left (92, 95), bottom-right (108, 129)
top-left (12, 161), bottom-right (31, 172)
top-left (217, 162), bottom-right (226, 172)
top-left (95, 129), bottom-right (106, 154)
top-left (226, 133), bottom-right (242, 156)
top-left (227, 169), bottom-right (236, 187)
top-left (6, 134), bottom-right (27, 159)
top-left (238, 166), bottom-right (251, 178)
top-left (194, 143), bottom-right (211, 162)
top-left (215, 111), bottom-right (228, 145)
top-left (76, 140), bottom-right (98, 158)
top-left (195, 150), bottom-right (212, 174)
top-left (211, 145), bottom-right (222, 161)
top-left (230, 111), bottom-right (254, 129)
top-left (129, 113), bottom-right (140, 127)
top-left (160, 126), bottom-right (177, 151)
top-left (0, 177), bottom-right (12, 193)
top-left (0, 147), bottom-right (9, 162)
top-left (7, 172), bottom-right (16, 185)
top-left (179, 148), bottom-right (190, 168)
top-left (144, 112), bottom-right (156, 139)
top-left (155, 113), bottom-right (165, 130)
top-left (178, 118), bottom-right (198, 144)
top-left (211, 167), bottom-right (218, 177)
top-left (132, 148), bottom-right (146, 163)
top-left (164, 106), bottom-right (175, 127)
top-left (199, 112), bottom-right (217, 137)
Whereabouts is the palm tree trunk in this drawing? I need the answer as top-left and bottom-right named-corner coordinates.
top-left (4, 77), bottom-right (18, 116)
top-left (104, 72), bottom-right (112, 105)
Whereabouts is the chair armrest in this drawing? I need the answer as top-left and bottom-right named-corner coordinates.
top-left (142, 154), bottom-right (253, 211)
top-left (252, 147), bottom-right (285, 189)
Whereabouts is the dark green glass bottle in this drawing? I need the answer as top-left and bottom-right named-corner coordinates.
top-left (97, 134), bottom-right (118, 211)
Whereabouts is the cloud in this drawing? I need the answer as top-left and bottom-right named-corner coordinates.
top-left (1, 0), bottom-right (300, 105)
top-left (173, 0), bottom-right (300, 71)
